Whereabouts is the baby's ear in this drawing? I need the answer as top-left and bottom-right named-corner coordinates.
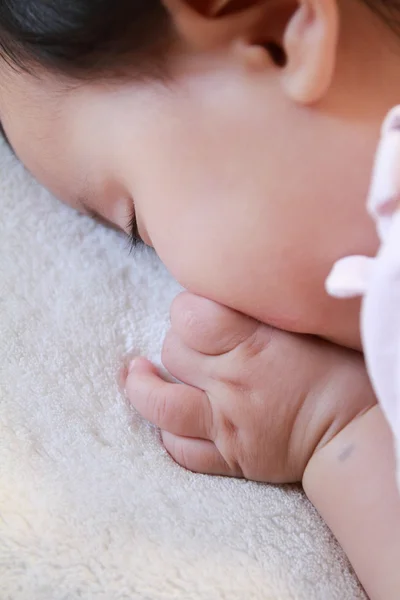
top-left (183, 0), bottom-right (230, 17)
top-left (163, 0), bottom-right (338, 105)
top-left (282, 0), bottom-right (339, 104)
top-left (161, 0), bottom-right (269, 49)
top-left (164, 0), bottom-right (256, 19)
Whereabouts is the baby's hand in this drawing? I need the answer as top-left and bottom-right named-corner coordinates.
top-left (126, 293), bottom-right (376, 483)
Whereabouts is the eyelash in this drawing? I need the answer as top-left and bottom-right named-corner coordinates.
top-left (127, 207), bottom-right (142, 251)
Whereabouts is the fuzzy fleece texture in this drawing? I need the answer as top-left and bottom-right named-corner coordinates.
top-left (0, 140), bottom-right (366, 600)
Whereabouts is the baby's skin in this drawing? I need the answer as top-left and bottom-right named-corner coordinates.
top-left (126, 292), bottom-right (371, 482)
top-left (1, 0), bottom-right (400, 596)
top-left (126, 292), bottom-right (400, 599)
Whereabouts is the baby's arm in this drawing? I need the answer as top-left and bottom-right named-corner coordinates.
top-left (126, 293), bottom-right (400, 598)
top-left (304, 405), bottom-right (400, 600)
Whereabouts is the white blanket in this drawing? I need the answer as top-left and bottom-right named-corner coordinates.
top-left (0, 139), bottom-right (365, 600)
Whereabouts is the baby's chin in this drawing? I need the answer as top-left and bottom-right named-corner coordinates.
top-left (163, 252), bottom-right (363, 351)
top-left (280, 299), bottom-right (361, 351)
top-left (183, 284), bottom-right (361, 351)
top-left (314, 297), bottom-right (362, 351)
top-left (239, 294), bottom-right (362, 351)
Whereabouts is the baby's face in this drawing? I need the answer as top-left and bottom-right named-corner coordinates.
top-left (1, 8), bottom-right (398, 349)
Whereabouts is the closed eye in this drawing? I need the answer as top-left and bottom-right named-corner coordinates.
top-left (127, 207), bottom-right (143, 251)
top-left (83, 205), bottom-right (122, 233)
top-left (80, 201), bottom-right (143, 249)
top-left (0, 121), bottom-right (14, 154)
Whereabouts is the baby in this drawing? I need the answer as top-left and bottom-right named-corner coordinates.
top-left (0, 0), bottom-right (399, 597)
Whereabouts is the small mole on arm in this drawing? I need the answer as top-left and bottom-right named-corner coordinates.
top-left (338, 444), bottom-right (355, 462)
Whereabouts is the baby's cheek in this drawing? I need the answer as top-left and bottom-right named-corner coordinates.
top-left (157, 240), bottom-right (302, 331)
top-left (179, 260), bottom-right (361, 349)
top-left (151, 216), bottom-right (362, 348)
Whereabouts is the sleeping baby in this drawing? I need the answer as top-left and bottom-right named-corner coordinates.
top-left (0, 0), bottom-right (399, 598)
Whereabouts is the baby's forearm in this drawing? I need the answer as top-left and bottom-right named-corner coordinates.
top-left (304, 405), bottom-right (400, 600)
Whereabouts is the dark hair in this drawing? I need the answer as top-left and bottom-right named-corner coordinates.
top-left (0, 1), bottom-right (399, 81)
top-left (0, 0), bottom-right (173, 79)
top-left (363, 1), bottom-right (400, 33)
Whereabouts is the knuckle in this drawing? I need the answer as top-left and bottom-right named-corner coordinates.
top-left (168, 438), bottom-right (191, 471)
top-left (170, 292), bottom-right (194, 327)
top-left (220, 415), bottom-right (239, 440)
top-left (217, 412), bottom-right (271, 479)
top-left (161, 333), bottom-right (182, 377)
top-left (125, 373), bottom-right (142, 399)
top-left (240, 330), bottom-right (271, 362)
top-left (148, 388), bottom-right (170, 426)
top-left (225, 453), bottom-right (244, 478)
top-left (161, 332), bottom-right (174, 365)
top-left (216, 366), bottom-right (251, 391)
top-left (180, 307), bottom-right (200, 334)
top-left (216, 416), bottom-right (244, 477)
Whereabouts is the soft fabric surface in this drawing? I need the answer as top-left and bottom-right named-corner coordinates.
top-left (0, 139), bottom-right (365, 600)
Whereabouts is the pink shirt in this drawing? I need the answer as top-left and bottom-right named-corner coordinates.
top-left (327, 106), bottom-right (400, 492)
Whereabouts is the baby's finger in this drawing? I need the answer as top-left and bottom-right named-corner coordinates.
top-left (126, 358), bottom-right (213, 440)
top-left (161, 432), bottom-right (243, 477)
top-left (170, 292), bottom-right (258, 355)
top-left (162, 330), bottom-right (213, 390)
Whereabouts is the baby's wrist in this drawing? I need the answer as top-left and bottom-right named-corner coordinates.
top-left (303, 406), bottom-right (400, 600)
top-left (294, 345), bottom-right (376, 479)
top-left (303, 405), bottom-right (373, 492)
